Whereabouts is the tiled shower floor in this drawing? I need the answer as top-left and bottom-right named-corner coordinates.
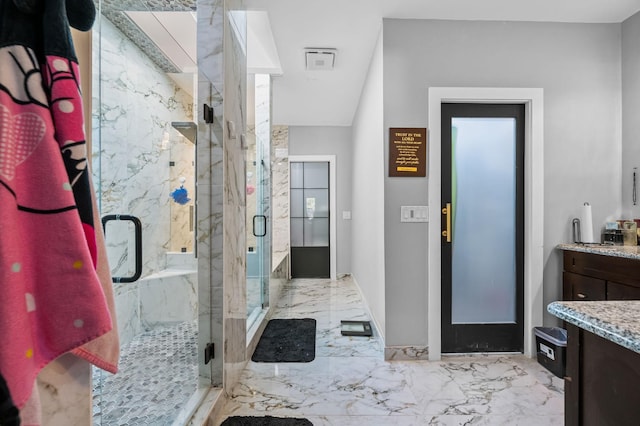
top-left (92, 321), bottom-right (198, 426)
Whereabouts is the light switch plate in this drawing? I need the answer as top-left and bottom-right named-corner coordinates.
top-left (400, 206), bottom-right (429, 222)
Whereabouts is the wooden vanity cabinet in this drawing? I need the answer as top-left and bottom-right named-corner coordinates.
top-left (565, 323), bottom-right (640, 426)
top-left (562, 272), bottom-right (605, 301)
top-left (562, 251), bottom-right (640, 301)
top-left (562, 249), bottom-right (640, 425)
top-left (607, 281), bottom-right (640, 300)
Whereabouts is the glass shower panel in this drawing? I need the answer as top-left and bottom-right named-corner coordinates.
top-left (451, 117), bottom-right (516, 324)
top-left (246, 74), bottom-right (271, 329)
top-left (91, 3), bottom-right (201, 425)
top-left (169, 124), bottom-right (196, 253)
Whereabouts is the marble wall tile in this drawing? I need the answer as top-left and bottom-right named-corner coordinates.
top-left (37, 354), bottom-right (92, 426)
top-left (197, 0), bottom-right (251, 399)
top-left (113, 284), bottom-right (142, 346)
top-left (222, 2), bottom-right (248, 393)
top-left (139, 271), bottom-right (198, 328)
top-left (166, 251), bottom-right (198, 269)
top-left (92, 17), bottom-right (194, 279)
top-left (271, 125), bottom-right (289, 269)
top-left (197, 0), bottom-right (224, 86)
top-left (196, 0), bottom-right (227, 390)
top-left (113, 270), bottom-right (198, 347)
top-left (245, 125), bottom-right (257, 252)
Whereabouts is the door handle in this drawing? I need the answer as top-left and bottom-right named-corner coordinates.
top-left (442, 203), bottom-right (451, 243)
top-left (253, 215), bottom-right (267, 237)
top-left (102, 214), bottom-right (142, 283)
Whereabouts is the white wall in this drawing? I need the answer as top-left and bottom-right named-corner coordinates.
top-left (351, 29), bottom-right (386, 338)
top-left (622, 11), bottom-right (640, 217)
top-left (383, 19), bottom-right (622, 346)
top-left (288, 126), bottom-right (353, 275)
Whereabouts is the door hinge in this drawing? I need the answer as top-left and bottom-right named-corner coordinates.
top-left (203, 104), bottom-right (214, 124)
top-left (204, 342), bottom-right (215, 364)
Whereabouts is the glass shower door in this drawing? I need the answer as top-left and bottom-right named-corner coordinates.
top-left (246, 74), bottom-right (271, 330)
top-left (91, 3), bottom-right (203, 424)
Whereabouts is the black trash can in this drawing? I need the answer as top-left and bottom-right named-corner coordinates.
top-left (534, 326), bottom-right (567, 378)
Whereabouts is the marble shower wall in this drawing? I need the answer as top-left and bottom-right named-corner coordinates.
top-left (196, 0), bottom-right (248, 392)
top-left (91, 17), bottom-right (194, 280)
top-left (196, 0), bottom-right (225, 389)
top-left (245, 125), bottom-right (256, 252)
top-left (271, 125), bottom-right (290, 270)
top-left (222, 4), bottom-right (249, 394)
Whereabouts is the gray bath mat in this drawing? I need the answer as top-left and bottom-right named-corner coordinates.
top-left (251, 318), bottom-right (316, 363)
top-left (220, 416), bottom-right (312, 425)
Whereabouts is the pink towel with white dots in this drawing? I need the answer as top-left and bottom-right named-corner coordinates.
top-left (0, 45), bottom-right (114, 409)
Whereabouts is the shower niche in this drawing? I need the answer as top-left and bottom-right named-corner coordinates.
top-left (169, 121), bottom-right (196, 254)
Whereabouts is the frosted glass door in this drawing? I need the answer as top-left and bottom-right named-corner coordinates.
top-left (451, 117), bottom-right (516, 324)
top-left (441, 103), bottom-right (524, 353)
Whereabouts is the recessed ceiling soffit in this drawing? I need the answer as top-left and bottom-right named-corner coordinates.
top-left (95, 0), bottom-right (196, 73)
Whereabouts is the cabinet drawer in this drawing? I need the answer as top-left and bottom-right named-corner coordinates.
top-left (563, 272), bottom-right (606, 301)
top-left (607, 281), bottom-right (640, 300)
top-left (563, 250), bottom-right (640, 287)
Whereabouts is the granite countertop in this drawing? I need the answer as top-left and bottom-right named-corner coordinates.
top-left (557, 243), bottom-right (640, 260)
top-left (548, 300), bottom-right (640, 354)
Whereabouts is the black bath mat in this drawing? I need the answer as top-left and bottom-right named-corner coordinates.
top-left (251, 318), bottom-right (316, 363)
top-left (220, 416), bottom-right (313, 426)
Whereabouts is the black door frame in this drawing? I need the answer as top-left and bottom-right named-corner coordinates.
top-left (288, 155), bottom-right (337, 280)
top-left (440, 103), bottom-right (525, 353)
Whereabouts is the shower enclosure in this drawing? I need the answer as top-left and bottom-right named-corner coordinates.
top-left (246, 73), bottom-right (272, 331)
top-left (91, 2), bottom-right (207, 424)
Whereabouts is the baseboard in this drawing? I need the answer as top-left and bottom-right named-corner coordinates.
top-left (384, 346), bottom-right (430, 361)
top-left (348, 273), bottom-right (384, 350)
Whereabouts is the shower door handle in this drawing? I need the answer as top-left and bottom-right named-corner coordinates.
top-left (102, 214), bottom-right (143, 283)
top-left (252, 215), bottom-right (267, 237)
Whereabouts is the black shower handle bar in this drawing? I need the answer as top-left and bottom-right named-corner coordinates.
top-left (253, 215), bottom-right (267, 237)
top-left (101, 214), bottom-right (142, 283)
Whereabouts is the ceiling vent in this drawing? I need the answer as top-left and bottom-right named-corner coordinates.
top-left (305, 48), bottom-right (336, 71)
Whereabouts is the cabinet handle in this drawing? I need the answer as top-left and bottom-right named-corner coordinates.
top-left (577, 293), bottom-right (587, 299)
top-left (564, 376), bottom-right (572, 382)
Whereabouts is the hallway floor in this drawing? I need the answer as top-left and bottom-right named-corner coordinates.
top-left (216, 276), bottom-right (564, 425)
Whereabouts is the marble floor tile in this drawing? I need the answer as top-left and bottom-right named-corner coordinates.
top-left (216, 276), bottom-right (564, 425)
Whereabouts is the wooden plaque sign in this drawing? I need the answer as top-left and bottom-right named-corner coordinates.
top-left (389, 128), bottom-right (427, 177)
